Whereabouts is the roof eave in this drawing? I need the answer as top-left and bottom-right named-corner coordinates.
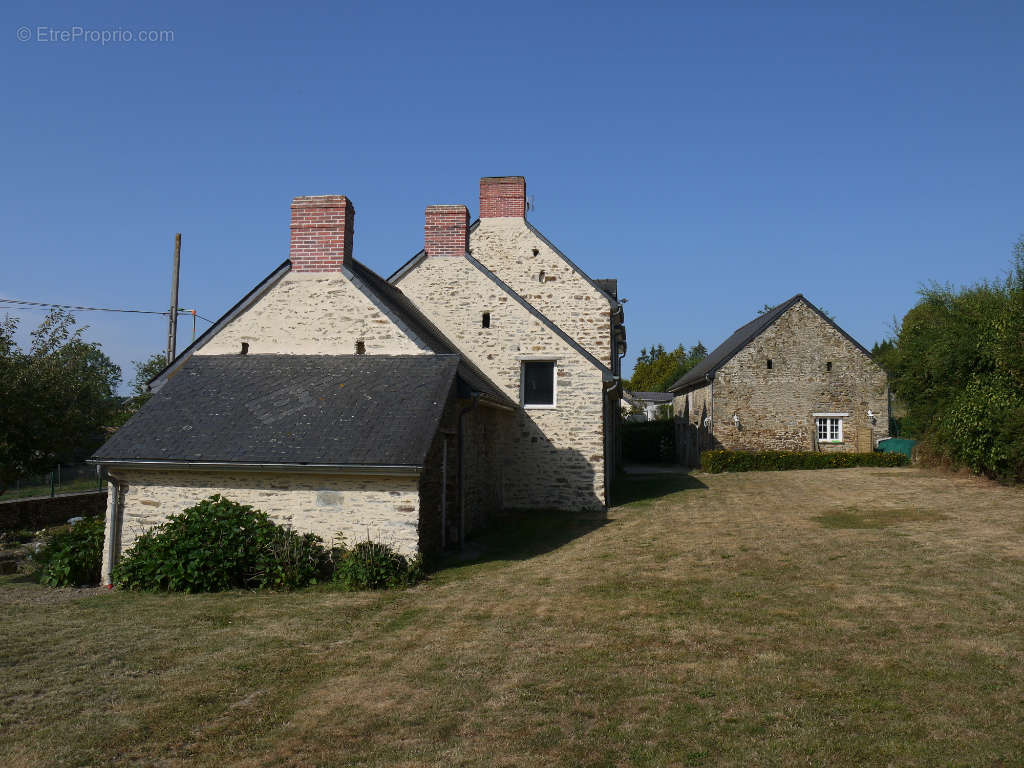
top-left (88, 459), bottom-right (422, 477)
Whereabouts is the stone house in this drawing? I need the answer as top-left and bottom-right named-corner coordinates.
top-left (92, 177), bottom-right (625, 584)
top-left (669, 295), bottom-right (889, 466)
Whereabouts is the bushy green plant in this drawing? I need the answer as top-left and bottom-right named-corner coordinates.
top-left (112, 495), bottom-right (331, 592)
top-left (880, 240), bottom-right (1024, 481)
top-left (700, 450), bottom-right (908, 474)
top-left (332, 538), bottom-right (423, 591)
top-left (34, 516), bottom-right (105, 587)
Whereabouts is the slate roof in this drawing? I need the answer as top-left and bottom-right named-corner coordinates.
top-left (667, 294), bottom-right (873, 393)
top-left (94, 355), bottom-right (464, 468)
top-left (626, 391), bottom-right (674, 404)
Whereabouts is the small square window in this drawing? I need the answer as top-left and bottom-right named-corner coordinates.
top-left (816, 417), bottom-right (843, 443)
top-left (482, 312), bottom-right (491, 328)
top-left (355, 339), bottom-right (365, 355)
top-left (522, 361), bottom-right (556, 407)
top-left (766, 359), bottom-right (773, 370)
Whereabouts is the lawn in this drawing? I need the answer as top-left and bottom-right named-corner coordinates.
top-left (2, 467), bottom-right (1023, 766)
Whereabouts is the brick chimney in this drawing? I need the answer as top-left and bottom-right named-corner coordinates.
top-left (480, 176), bottom-right (526, 218)
top-left (424, 204), bottom-right (469, 257)
top-left (290, 195), bottom-right (354, 272)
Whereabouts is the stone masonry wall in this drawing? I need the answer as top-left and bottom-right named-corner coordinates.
top-left (470, 217), bottom-right (613, 368)
top-left (109, 469), bottom-right (421, 559)
top-left (397, 256), bottom-right (606, 511)
top-left (686, 301), bottom-right (889, 454)
top-left (673, 382), bottom-right (714, 466)
top-left (195, 272), bottom-right (428, 357)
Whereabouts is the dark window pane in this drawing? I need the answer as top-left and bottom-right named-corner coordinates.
top-left (523, 361), bottom-right (555, 405)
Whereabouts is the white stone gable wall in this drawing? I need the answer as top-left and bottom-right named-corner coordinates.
top-left (195, 272), bottom-right (428, 356)
top-left (470, 218), bottom-right (613, 367)
top-left (398, 256), bottom-right (606, 510)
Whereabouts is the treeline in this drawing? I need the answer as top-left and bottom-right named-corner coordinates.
top-left (875, 239), bottom-right (1024, 482)
top-left (0, 310), bottom-right (165, 494)
top-left (626, 342), bottom-right (707, 393)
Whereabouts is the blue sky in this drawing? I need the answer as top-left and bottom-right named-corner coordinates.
top-left (2, 1), bottom-right (1022, 391)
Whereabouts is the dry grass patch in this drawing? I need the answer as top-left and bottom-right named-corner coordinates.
top-left (1, 467), bottom-right (1023, 766)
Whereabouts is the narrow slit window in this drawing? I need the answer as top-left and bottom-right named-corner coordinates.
top-left (355, 339), bottom-right (365, 355)
top-left (538, 270), bottom-right (546, 283)
top-left (826, 361), bottom-right (832, 372)
top-left (482, 312), bottom-right (491, 328)
top-left (766, 359), bottom-right (773, 370)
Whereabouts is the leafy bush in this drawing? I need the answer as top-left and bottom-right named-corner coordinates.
top-left (113, 495), bottom-right (331, 592)
top-left (332, 539), bottom-right (423, 591)
top-left (622, 420), bottom-right (675, 463)
top-left (700, 450), bottom-right (909, 474)
top-left (880, 240), bottom-right (1024, 481)
top-left (35, 516), bottom-right (105, 587)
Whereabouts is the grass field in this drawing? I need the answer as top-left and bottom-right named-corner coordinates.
top-left (2, 467), bottom-right (1023, 766)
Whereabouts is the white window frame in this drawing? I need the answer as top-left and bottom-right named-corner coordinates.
top-left (521, 360), bottom-right (557, 410)
top-left (814, 412), bottom-right (848, 443)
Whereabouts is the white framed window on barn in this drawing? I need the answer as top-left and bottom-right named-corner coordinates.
top-left (521, 360), bottom-right (557, 408)
top-left (814, 412), bottom-right (847, 443)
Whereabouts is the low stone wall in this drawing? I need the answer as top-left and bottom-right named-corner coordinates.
top-left (0, 491), bottom-right (107, 530)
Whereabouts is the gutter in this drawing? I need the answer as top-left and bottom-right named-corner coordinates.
top-left (456, 392), bottom-right (481, 549)
top-left (87, 460), bottom-right (422, 477)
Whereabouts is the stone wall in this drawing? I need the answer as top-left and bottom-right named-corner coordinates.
top-left (675, 301), bottom-right (889, 460)
top-left (397, 255), bottom-right (607, 511)
top-left (673, 382), bottom-right (715, 466)
top-left (0, 491), bottom-right (107, 531)
top-left (470, 217), bottom-right (614, 368)
top-left (107, 469), bottom-right (422, 560)
top-left (194, 271), bottom-right (429, 357)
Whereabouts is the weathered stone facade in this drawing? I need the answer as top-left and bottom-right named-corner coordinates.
top-left (396, 255), bottom-right (607, 511)
top-left (195, 272), bottom-right (429, 357)
top-left (674, 300), bottom-right (889, 464)
top-left (109, 469), bottom-right (422, 554)
top-left (470, 217), bottom-right (615, 368)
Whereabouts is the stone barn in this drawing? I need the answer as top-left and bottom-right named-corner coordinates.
top-left (669, 294), bottom-right (889, 466)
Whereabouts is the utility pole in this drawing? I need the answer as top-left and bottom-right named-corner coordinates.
top-left (166, 233), bottom-right (181, 364)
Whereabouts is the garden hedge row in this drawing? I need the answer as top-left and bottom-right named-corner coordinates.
top-left (700, 450), bottom-right (909, 474)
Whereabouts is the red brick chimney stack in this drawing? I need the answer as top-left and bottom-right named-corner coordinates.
top-left (479, 176), bottom-right (526, 218)
top-left (424, 204), bottom-right (470, 257)
top-left (290, 195), bottom-right (354, 272)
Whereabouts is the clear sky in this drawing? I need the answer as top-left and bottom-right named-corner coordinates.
top-left (3, 1), bottom-right (1022, 391)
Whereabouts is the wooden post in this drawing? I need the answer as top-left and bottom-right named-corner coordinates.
top-left (166, 233), bottom-right (181, 364)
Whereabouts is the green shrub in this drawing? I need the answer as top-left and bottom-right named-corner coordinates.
top-left (35, 516), bottom-right (105, 587)
top-left (332, 539), bottom-right (423, 591)
top-left (113, 495), bottom-right (331, 592)
top-left (700, 450), bottom-right (909, 474)
top-left (622, 420), bottom-right (675, 463)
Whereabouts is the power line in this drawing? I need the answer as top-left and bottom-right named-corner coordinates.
top-left (0, 298), bottom-right (215, 323)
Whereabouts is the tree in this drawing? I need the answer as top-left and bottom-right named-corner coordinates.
top-left (0, 311), bottom-right (122, 494)
top-left (882, 238), bottom-right (1024, 481)
top-left (107, 353), bottom-right (167, 427)
top-left (130, 353), bottom-right (167, 399)
top-left (626, 342), bottom-right (708, 393)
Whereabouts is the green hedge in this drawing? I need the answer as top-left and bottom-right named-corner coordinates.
top-left (700, 450), bottom-right (909, 474)
top-left (622, 420), bottom-right (675, 463)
